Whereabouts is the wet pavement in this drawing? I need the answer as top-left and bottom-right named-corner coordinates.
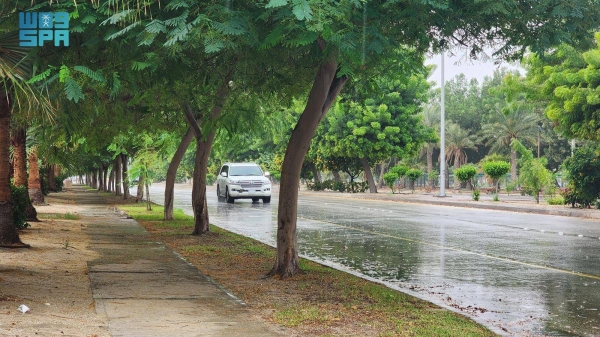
top-left (144, 184), bottom-right (600, 337)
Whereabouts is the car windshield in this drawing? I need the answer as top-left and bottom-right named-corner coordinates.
top-left (229, 165), bottom-right (263, 176)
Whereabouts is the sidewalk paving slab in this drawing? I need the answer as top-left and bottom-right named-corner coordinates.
top-left (76, 186), bottom-right (281, 337)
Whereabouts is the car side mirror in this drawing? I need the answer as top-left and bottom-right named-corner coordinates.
top-left (221, 172), bottom-right (228, 177)
top-left (264, 172), bottom-right (270, 177)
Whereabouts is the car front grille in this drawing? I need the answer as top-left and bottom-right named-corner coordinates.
top-left (240, 180), bottom-right (263, 189)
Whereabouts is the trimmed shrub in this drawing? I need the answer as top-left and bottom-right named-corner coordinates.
top-left (406, 169), bottom-right (423, 191)
top-left (333, 181), bottom-right (345, 192)
top-left (11, 184), bottom-right (30, 229)
top-left (547, 196), bottom-right (565, 205)
top-left (389, 165), bottom-right (409, 178)
top-left (383, 172), bottom-right (399, 193)
top-left (454, 164), bottom-right (478, 189)
top-left (482, 161), bottom-right (510, 196)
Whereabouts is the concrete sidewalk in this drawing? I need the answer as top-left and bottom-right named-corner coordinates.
top-left (299, 187), bottom-right (600, 220)
top-left (76, 187), bottom-right (280, 337)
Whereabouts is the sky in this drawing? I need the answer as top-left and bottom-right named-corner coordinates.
top-left (425, 51), bottom-right (523, 86)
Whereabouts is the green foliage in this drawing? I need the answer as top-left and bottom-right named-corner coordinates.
top-left (512, 139), bottom-right (553, 203)
top-left (563, 145), bottom-right (600, 207)
top-left (307, 180), bottom-right (367, 193)
top-left (445, 122), bottom-right (479, 168)
top-left (11, 184), bottom-right (30, 230)
top-left (482, 161), bottom-right (510, 180)
top-left (406, 169), bottom-right (423, 182)
top-left (55, 177), bottom-right (64, 192)
top-left (505, 181), bottom-right (518, 195)
top-left (319, 67), bottom-right (434, 170)
top-left (382, 172), bottom-right (398, 194)
top-left (454, 164), bottom-right (478, 187)
top-left (482, 160), bottom-right (510, 196)
top-left (428, 170), bottom-right (439, 183)
top-left (389, 165), bottom-right (409, 178)
top-left (333, 181), bottom-right (345, 192)
top-left (39, 166), bottom-right (50, 196)
top-left (524, 35), bottom-right (600, 142)
top-left (319, 156), bottom-right (363, 183)
top-left (547, 196), bottom-right (565, 205)
top-left (206, 173), bottom-right (216, 186)
top-left (271, 170), bottom-right (281, 182)
top-left (405, 169), bottom-right (422, 191)
top-left (471, 189), bottom-right (480, 201)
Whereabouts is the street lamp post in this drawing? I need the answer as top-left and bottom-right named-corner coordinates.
top-left (439, 53), bottom-right (446, 197)
top-left (537, 124), bottom-right (542, 158)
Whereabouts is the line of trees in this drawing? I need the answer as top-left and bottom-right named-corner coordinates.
top-left (1, 0), bottom-right (599, 280)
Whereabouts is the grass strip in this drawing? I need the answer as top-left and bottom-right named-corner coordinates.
top-left (37, 212), bottom-right (81, 220)
top-left (118, 202), bottom-right (497, 337)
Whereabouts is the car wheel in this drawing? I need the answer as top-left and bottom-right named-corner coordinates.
top-left (217, 186), bottom-right (224, 202)
top-left (252, 198), bottom-right (259, 203)
top-left (263, 196), bottom-right (271, 204)
top-left (226, 188), bottom-right (235, 203)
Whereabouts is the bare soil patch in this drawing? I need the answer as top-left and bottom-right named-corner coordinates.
top-left (0, 193), bottom-right (109, 337)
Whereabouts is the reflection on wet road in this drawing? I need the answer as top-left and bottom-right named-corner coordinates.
top-left (146, 185), bottom-right (600, 336)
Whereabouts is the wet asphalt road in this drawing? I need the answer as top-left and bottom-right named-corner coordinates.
top-left (143, 185), bottom-right (600, 336)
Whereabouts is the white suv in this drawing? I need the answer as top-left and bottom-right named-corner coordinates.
top-left (216, 162), bottom-right (272, 203)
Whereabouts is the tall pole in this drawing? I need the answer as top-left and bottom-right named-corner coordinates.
top-left (537, 125), bottom-right (542, 158)
top-left (439, 53), bottom-right (446, 197)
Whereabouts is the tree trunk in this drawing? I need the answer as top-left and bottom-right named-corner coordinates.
top-left (510, 148), bottom-right (517, 183)
top-left (108, 167), bottom-right (114, 193)
top-left (0, 90), bottom-right (27, 247)
top-left (11, 128), bottom-right (38, 221)
top-left (164, 128), bottom-right (194, 220)
top-left (377, 162), bottom-right (387, 189)
top-left (184, 79), bottom-right (230, 234)
top-left (122, 154), bottom-right (130, 199)
top-left (115, 155), bottom-right (122, 196)
top-left (97, 165), bottom-right (103, 191)
top-left (360, 157), bottom-right (377, 193)
top-left (268, 49), bottom-right (348, 279)
top-left (190, 138), bottom-right (213, 235)
top-left (445, 164), bottom-right (450, 189)
top-left (28, 148), bottom-right (44, 205)
top-left (145, 179), bottom-right (151, 211)
top-left (54, 165), bottom-right (60, 183)
top-left (427, 144), bottom-right (434, 188)
top-left (310, 162), bottom-right (321, 183)
top-left (11, 128), bottom-right (27, 187)
top-left (103, 165), bottom-right (109, 192)
top-left (453, 157), bottom-right (461, 189)
top-left (136, 176), bottom-right (144, 203)
top-left (332, 170), bottom-right (341, 182)
top-left (48, 164), bottom-right (57, 192)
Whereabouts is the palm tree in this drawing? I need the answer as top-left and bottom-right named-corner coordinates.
top-left (480, 104), bottom-right (539, 182)
top-left (0, 10), bottom-right (52, 246)
top-left (445, 122), bottom-right (478, 188)
top-left (419, 94), bottom-right (440, 188)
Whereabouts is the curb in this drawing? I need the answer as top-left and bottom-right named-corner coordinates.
top-left (299, 191), bottom-right (600, 220)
